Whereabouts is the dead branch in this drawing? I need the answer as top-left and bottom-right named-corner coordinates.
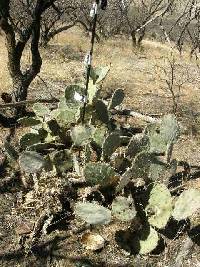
top-left (113, 108), bottom-right (161, 123)
top-left (0, 98), bottom-right (59, 109)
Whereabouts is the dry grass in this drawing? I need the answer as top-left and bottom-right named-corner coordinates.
top-left (1, 28), bottom-right (200, 135)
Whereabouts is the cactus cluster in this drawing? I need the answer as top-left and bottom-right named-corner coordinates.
top-left (4, 64), bottom-right (199, 256)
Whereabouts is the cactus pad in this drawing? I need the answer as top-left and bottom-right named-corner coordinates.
top-left (84, 162), bottom-right (118, 186)
top-left (65, 84), bottom-right (85, 105)
top-left (71, 125), bottom-right (92, 146)
top-left (90, 66), bottom-right (110, 84)
top-left (147, 114), bottom-right (179, 153)
top-left (112, 196), bottom-right (136, 221)
top-left (19, 151), bottom-right (45, 173)
top-left (109, 89), bottom-right (125, 109)
top-left (18, 117), bottom-right (41, 127)
top-left (52, 149), bottom-right (73, 173)
top-left (126, 133), bottom-right (149, 159)
top-left (33, 103), bottom-right (50, 118)
top-left (92, 126), bottom-right (107, 147)
top-left (20, 133), bottom-right (41, 150)
top-left (94, 100), bottom-right (109, 124)
top-left (172, 189), bottom-right (200, 221)
top-left (102, 132), bottom-right (121, 160)
top-left (132, 226), bottom-right (159, 255)
top-left (74, 202), bottom-right (111, 225)
top-left (145, 183), bottom-right (172, 229)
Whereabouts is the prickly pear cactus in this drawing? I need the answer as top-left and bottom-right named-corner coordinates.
top-left (126, 133), bottom-right (149, 159)
top-left (148, 157), bottom-right (167, 181)
top-left (52, 149), bottom-right (73, 173)
top-left (145, 183), bottom-right (172, 229)
top-left (19, 133), bottom-right (42, 150)
top-left (92, 126), bottom-right (107, 147)
top-left (88, 79), bottom-right (99, 104)
top-left (65, 84), bottom-right (84, 105)
top-left (19, 151), bottom-right (45, 173)
top-left (52, 106), bottom-right (80, 128)
top-left (132, 226), bottom-right (159, 255)
top-left (112, 196), bottom-right (136, 221)
top-left (172, 189), bottom-right (200, 221)
top-left (109, 89), bottom-right (125, 109)
top-left (71, 125), bottom-right (92, 146)
top-left (90, 66), bottom-right (110, 84)
top-left (74, 202), bottom-right (111, 225)
top-left (33, 103), bottom-right (50, 118)
top-left (4, 141), bottom-right (19, 161)
top-left (18, 117), bottom-right (41, 127)
top-left (131, 151), bottom-right (152, 180)
top-left (102, 132), bottom-right (121, 160)
top-left (146, 114), bottom-right (179, 154)
top-left (94, 100), bottom-right (109, 124)
top-left (84, 162), bottom-right (118, 186)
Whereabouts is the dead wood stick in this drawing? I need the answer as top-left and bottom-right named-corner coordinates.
top-left (114, 109), bottom-right (161, 123)
top-left (0, 98), bottom-right (59, 109)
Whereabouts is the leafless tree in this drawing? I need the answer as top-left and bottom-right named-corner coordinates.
top-left (0, 0), bottom-right (65, 116)
top-left (156, 53), bottom-right (192, 114)
top-left (40, 1), bottom-right (78, 47)
top-left (161, 0), bottom-right (200, 55)
top-left (114, 0), bottom-right (175, 47)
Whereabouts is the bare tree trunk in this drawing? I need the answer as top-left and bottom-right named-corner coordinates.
top-left (131, 30), bottom-right (137, 47)
top-left (137, 28), bottom-right (146, 47)
top-left (0, 0), bottom-right (56, 121)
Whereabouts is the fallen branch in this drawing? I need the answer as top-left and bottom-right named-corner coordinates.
top-left (0, 98), bottom-right (59, 109)
top-left (113, 109), bottom-right (161, 123)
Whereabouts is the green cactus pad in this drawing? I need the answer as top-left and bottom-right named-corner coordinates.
top-left (18, 117), bottom-right (41, 127)
top-left (71, 125), bottom-right (92, 146)
top-left (47, 119), bottom-right (60, 135)
top-left (92, 126), bottom-right (107, 147)
top-left (90, 66), bottom-right (110, 84)
top-left (131, 151), bottom-right (152, 180)
top-left (19, 151), bottom-right (45, 173)
top-left (148, 157), bottom-right (167, 181)
top-left (161, 114), bottom-right (179, 144)
top-left (20, 133), bottom-right (41, 150)
top-left (84, 162), bottom-right (118, 186)
top-left (147, 114), bottom-right (179, 153)
top-left (27, 142), bottom-right (60, 152)
top-left (52, 107), bottom-right (80, 128)
top-left (52, 149), bottom-right (73, 173)
top-left (33, 103), bottom-right (50, 118)
top-left (112, 196), bottom-right (136, 221)
top-left (88, 80), bottom-right (99, 104)
top-left (172, 189), bottom-right (200, 221)
top-left (126, 133), bottom-right (149, 159)
top-left (132, 226), bottom-right (159, 255)
top-left (4, 141), bottom-right (19, 161)
top-left (74, 202), bottom-right (111, 225)
top-left (84, 144), bottom-right (92, 163)
top-left (65, 84), bottom-right (84, 104)
top-left (102, 132), bottom-right (121, 160)
top-left (109, 89), bottom-right (125, 109)
top-left (145, 183), bottom-right (172, 229)
top-left (94, 100), bottom-right (109, 124)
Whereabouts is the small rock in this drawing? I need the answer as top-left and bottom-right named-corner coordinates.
top-left (15, 221), bottom-right (34, 235)
top-left (81, 232), bottom-right (105, 251)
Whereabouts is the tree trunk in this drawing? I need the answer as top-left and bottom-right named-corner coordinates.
top-left (137, 28), bottom-right (145, 47)
top-left (131, 30), bottom-right (137, 47)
